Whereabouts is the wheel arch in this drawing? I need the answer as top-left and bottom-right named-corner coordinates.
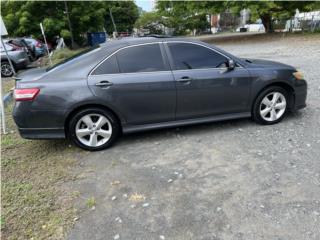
top-left (64, 103), bottom-right (123, 136)
top-left (252, 82), bottom-right (295, 112)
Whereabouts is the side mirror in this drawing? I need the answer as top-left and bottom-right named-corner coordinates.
top-left (228, 59), bottom-right (235, 70)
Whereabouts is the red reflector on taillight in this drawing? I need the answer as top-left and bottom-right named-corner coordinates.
top-left (14, 88), bottom-right (40, 101)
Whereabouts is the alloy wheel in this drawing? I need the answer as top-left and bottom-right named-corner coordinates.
top-left (75, 114), bottom-right (112, 147)
top-left (259, 91), bottom-right (287, 122)
top-left (1, 62), bottom-right (13, 77)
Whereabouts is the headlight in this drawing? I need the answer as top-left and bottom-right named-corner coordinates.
top-left (293, 71), bottom-right (304, 80)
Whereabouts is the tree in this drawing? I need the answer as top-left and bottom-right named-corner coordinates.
top-left (156, 1), bottom-right (221, 35)
top-left (150, 1), bottom-right (319, 34)
top-left (105, 1), bottom-right (139, 34)
top-left (134, 12), bottom-right (165, 34)
top-left (1, 0), bottom-right (139, 46)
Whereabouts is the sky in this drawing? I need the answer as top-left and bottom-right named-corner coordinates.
top-left (135, 0), bottom-right (153, 12)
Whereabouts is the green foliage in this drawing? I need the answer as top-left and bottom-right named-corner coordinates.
top-left (155, 1), bottom-right (218, 35)
top-left (141, 0), bottom-right (319, 34)
top-left (1, 0), bottom-right (139, 46)
top-left (105, 1), bottom-right (139, 34)
top-left (134, 11), bottom-right (164, 34)
top-left (38, 48), bottom-right (86, 66)
top-left (86, 197), bottom-right (96, 209)
top-left (60, 29), bottom-right (71, 40)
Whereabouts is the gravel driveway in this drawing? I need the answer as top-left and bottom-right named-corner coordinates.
top-left (67, 35), bottom-right (320, 240)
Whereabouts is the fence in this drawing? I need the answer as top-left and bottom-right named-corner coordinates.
top-left (275, 11), bottom-right (320, 32)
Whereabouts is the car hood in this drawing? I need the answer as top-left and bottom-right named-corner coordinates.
top-left (15, 67), bottom-right (47, 82)
top-left (243, 58), bottom-right (296, 70)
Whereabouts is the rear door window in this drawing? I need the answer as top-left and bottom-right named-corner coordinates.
top-left (116, 43), bottom-right (167, 73)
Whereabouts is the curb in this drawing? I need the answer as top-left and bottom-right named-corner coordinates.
top-left (3, 91), bottom-right (13, 106)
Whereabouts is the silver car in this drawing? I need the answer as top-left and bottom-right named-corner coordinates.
top-left (1, 41), bottom-right (30, 77)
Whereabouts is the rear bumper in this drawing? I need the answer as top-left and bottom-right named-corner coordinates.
top-left (17, 127), bottom-right (65, 139)
top-left (13, 102), bottom-right (67, 139)
top-left (293, 79), bottom-right (307, 111)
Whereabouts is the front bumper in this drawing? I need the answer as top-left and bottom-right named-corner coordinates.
top-left (293, 79), bottom-right (307, 111)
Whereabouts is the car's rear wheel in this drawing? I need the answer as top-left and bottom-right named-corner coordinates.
top-left (253, 86), bottom-right (288, 125)
top-left (68, 108), bottom-right (120, 151)
top-left (1, 61), bottom-right (14, 77)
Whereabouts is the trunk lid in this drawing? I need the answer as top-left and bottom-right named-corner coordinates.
top-left (14, 67), bottom-right (47, 82)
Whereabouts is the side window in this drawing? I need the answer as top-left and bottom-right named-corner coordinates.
top-left (116, 44), bottom-right (167, 73)
top-left (168, 43), bottom-right (228, 70)
top-left (92, 54), bottom-right (119, 75)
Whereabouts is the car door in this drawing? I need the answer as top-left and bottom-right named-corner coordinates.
top-left (165, 42), bottom-right (252, 120)
top-left (87, 43), bottom-right (176, 125)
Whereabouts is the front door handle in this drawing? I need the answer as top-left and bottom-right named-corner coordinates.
top-left (177, 76), bottom-right (193, 84)
top-left (95, 81), bottom-right (113, 88)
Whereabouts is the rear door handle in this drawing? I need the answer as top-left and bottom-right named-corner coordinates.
top-left (95, 81), bottom-right (113, 87)
top-left (177, 76), bottom-right (193, 84)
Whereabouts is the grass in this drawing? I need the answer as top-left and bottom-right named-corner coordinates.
top-left (39, 48), bottom-right (87, 67)
top-left (2, 79), bottom-right (15, 95)
top-left (86, 197), bottom-right (96, 209)
top-left (1, 48), bottom-right (91, 239)
top-left (1, 103), bottom-right (82, 240)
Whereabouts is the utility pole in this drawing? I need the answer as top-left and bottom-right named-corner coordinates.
top-left (64, 1), bottom-right (75, 49)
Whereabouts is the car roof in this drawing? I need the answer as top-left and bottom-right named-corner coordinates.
top-left (99, 37), bottom-right (198, 49)
top-left (98, 37), bottom-right (242, 64)
top-left (43, 37), bottom-right (245, 80)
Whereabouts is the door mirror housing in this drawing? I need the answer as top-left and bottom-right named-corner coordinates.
top-left (228, 59), bottom-right (235, 70)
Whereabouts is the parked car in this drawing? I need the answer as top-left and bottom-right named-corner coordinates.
top-left (7, 38), bottom-right (35, 61)
top-left (1, 41), bottom-right (30, 77)
top-left (23, 38), bottom-right (45, 58)
top-left (12, 38), bottom-right (307, 151)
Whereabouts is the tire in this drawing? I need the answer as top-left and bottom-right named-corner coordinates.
top-left (1, 61), bottom-right (14, 77)
top-left (68, 108), bottom-right (120, 151)
top-left (252, 86), bottom-right (289, 125)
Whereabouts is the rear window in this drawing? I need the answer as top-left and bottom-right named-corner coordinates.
top-left (46, 46), bottom-right (99, 72)
top-left (91, 55), bottom-right (119, 75)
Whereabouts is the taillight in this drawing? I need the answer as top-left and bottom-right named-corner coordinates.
top-left (14, 88), bottom-right (40, 101)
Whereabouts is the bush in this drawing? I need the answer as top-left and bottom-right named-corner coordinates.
top-left (38, 48), bottom-right (86, 67)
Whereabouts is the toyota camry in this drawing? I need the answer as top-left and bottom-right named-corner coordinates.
top-left (13, 37), bottom-right (307, 151)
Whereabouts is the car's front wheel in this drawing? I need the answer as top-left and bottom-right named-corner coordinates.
top-left (253, 86), bottom-right (288, 125)
top-left (68, 108), bottom-right (120, 151)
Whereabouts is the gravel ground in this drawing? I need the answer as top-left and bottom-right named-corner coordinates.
top-left (67, 35), bottom-right (320, 240)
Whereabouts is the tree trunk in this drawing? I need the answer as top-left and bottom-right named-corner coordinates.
top-left (260, 14), bottom-right (273, 33)
top-left (64, 1), bottom-right (75, 49)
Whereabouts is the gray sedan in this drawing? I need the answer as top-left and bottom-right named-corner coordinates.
top-left (13, 38), bottom-right (307, 151)
top-left (1, 41), bottom-right (30, 77)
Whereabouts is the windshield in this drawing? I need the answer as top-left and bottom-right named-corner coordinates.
top-left (46, 45), bottom-right (99, 72)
